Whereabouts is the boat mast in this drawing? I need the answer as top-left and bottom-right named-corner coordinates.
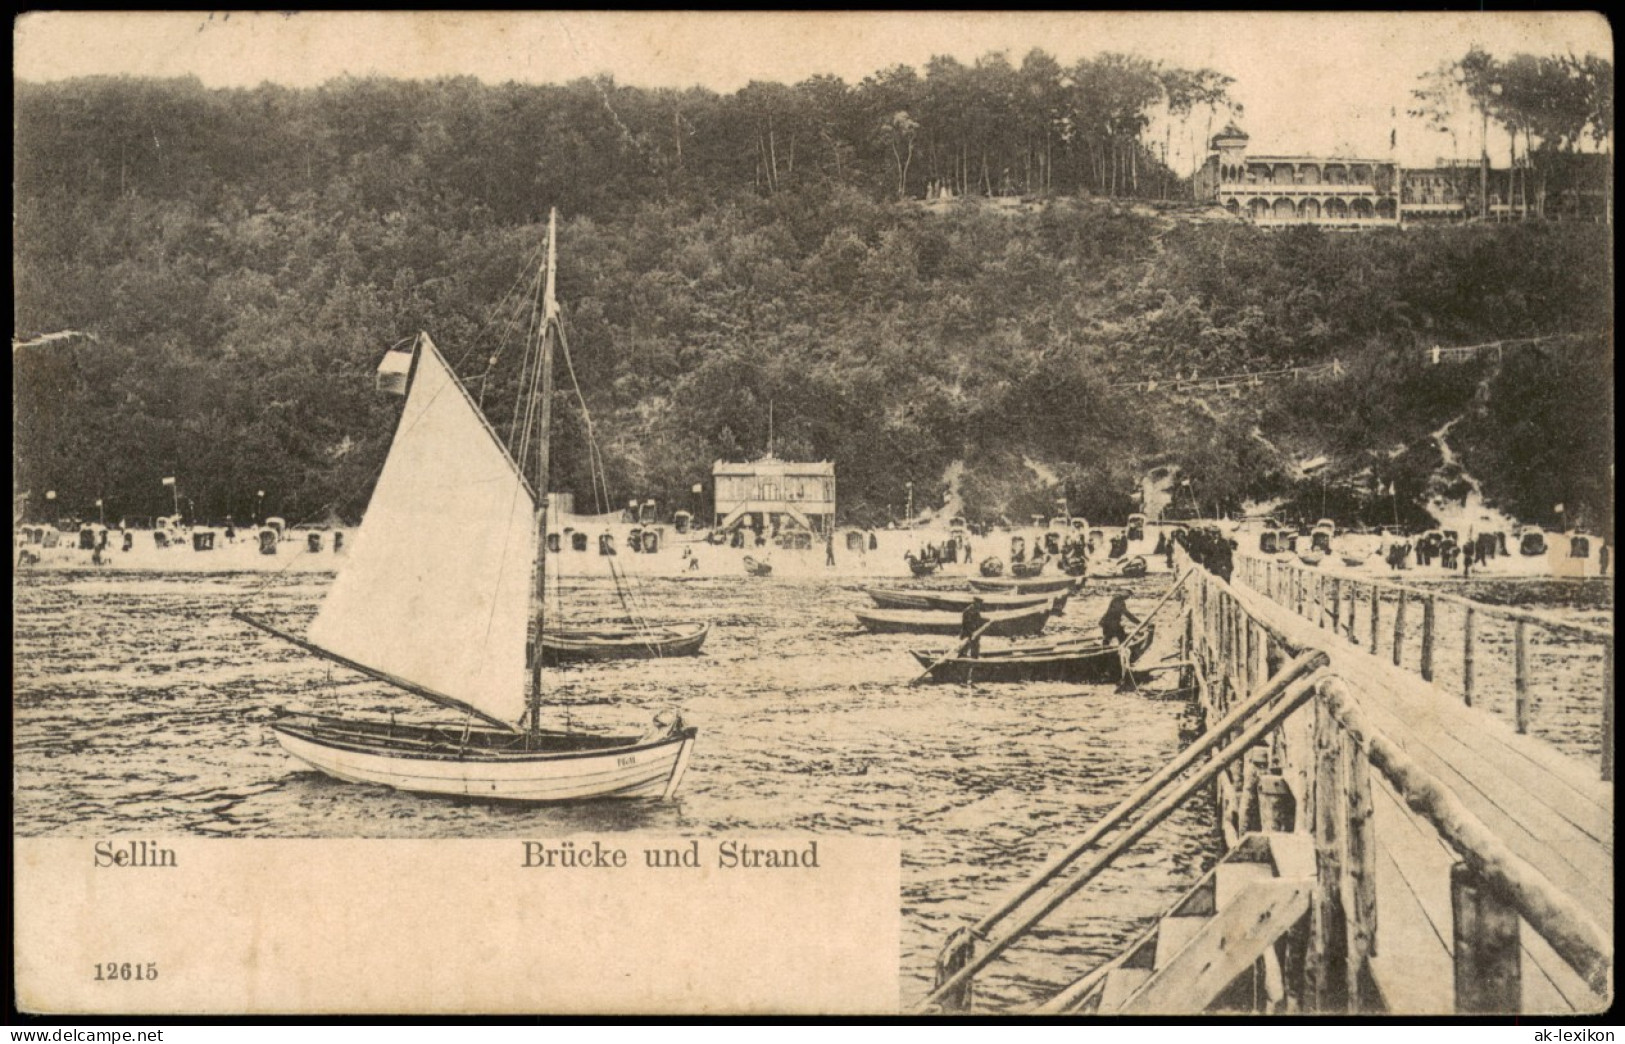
top-left (527, 209), bottom-right (560, 737)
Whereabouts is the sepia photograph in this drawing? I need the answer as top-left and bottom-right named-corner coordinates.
top-left (11, 11), bottom-right (1614, 1018)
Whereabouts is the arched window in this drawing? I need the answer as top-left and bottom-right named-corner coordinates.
top-left (1248, 198), bottom-right (1270, 221)
top-left (1300, 165), bottom-right (1321, 186)
top-left (1376, 198), bottom-right (1397, 220)
top-left (1325, 198), bottom-right (1349, 220)
top-left (1300, 198), bottom-right (1322, 220)
top-left (1352, 198), bottom-right (1374, 220)
top-left (1273, 197), bottom-right (1297, 220)
top-left (1274, 163), bottom-right (1296, 185)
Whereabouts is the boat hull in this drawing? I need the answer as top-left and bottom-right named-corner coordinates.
top-left (911, 625), bottom-right (1155, 684)
top-left (272, 716), bottom-right (697, 802)
top-left (865, 588), bottom-right (1065, 614)
top-left (541, 623), bottom-right (710, 664)
top-left (855, 604), bottom-right (1052, 637)
top-left (967, 576), bottom-right (1081, 595)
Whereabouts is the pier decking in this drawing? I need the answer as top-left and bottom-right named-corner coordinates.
top-left (922, 549), bottom-right (1612, 1014)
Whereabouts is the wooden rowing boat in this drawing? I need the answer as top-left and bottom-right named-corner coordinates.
top-left (967, 575), bottom-right (1081, 595)
top-left (865, 587), bottom-right (1067, 614)
top-left (854, 603), bottom-right (1053, 637)
top-left (541, 622), bottom-right (711, 664)
top-left (909, 624), bottom-right (1155, 684)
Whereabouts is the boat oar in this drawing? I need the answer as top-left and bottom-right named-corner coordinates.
top-left (1104, 567), bottom-right (1191, 693)
top-left (909, 621), bottom-right (994, 685)
top-left (1119, 567), bottom-right (1193, 649)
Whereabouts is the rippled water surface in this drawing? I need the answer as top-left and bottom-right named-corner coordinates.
top-left (14, 568), bottom-right (1224, 1010)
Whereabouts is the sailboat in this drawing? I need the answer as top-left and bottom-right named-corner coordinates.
top-left (237, 211), bottom-right (697, 802)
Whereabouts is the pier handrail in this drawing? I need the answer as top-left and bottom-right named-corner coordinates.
top-left (1238, 552), bottom-right (1614, 781)
top-left (1183, 548), bottom-right (1614, 1004)
top-left (957, 647), bottom-right (1325, 938)
top-left (918, 663), bottom-right (1332, 1012)
top-left (1245, 553), bottom-right (1611, 643)
top-left (1317, 676), bottom-right (1612, 995)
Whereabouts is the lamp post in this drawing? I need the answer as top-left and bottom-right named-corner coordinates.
top-left (256, 490), bottom-right (265, 526)
top-left (905, 482), bottom-right (913, 528)
top-left (96, 498), bottom-right (104, 527)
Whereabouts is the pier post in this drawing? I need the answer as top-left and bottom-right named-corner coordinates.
top-left (1368, 588), bottom-right (1380, 656)
top-left (1420, 596), bottom-right (1436, 682)
top-left (1258, 774), bottom-right (1296, 832)
top-left (1514, 620), bottom-right (1529, 734)
top-left (1189, 582), bottom-right (1202, 679)
top-left (1450, 862), bottom-right (1521, 1013)
top-left (1330, 578), bottom-right (1341, 635)
top-left (1308, 696), bottom-right (1349, 1012)
top-left (1603, 638), bottom-right (1614, 783)
top-left (1250, 620), bottom-right (1268, 700)
top-left (1242, 748), bottom-right (1269, 833)
top-left (1462, 607), bottom-right (1475, 706)
top-left (1392, 590), bottom-right (1407, 668)
top-left (1343, 737), bottom-right (1377, 1010)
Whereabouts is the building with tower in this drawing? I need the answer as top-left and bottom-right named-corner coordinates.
top-left (1193, 124), bottom-right (1402, 227)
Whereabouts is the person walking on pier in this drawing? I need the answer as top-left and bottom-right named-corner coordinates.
top-left (960, 597), bottom-right (987, 659)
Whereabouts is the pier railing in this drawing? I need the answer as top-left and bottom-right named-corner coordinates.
top-left (1183, 551), bottom-right (1611, 1013)
top-left (920, 554), bottom-right (1612, 1014)
top-left (1237, 554), bottom-right (1615, 782)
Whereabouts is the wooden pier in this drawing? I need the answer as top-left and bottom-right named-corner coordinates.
top-left (922, 550), bottom-right (1612, 1015)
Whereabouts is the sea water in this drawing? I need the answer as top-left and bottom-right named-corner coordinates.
top-left (11, 568), bottom-right (1607, 1009)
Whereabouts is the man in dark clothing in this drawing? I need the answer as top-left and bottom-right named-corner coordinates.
top-left (960, 598), bottom-right (987, 659)
top-left (1100, 594), bottom-right (1141, 647)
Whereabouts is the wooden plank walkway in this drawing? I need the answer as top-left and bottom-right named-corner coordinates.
top-left (1216, 567), bottom-right (1613, 1011)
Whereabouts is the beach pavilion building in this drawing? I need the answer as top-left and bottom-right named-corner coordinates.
top-left (712, 455), bottom-right (836, 535)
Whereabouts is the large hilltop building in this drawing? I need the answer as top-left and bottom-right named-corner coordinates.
top-left (712, 454), bottom-right (836, 534)
top-left (1195, 124), bottom-right (1610, 227)
top-left (1193, 125), bottom-right (1401, 227)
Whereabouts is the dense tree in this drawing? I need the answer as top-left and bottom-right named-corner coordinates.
top-left (13, 69), bottom-right (1614, 534)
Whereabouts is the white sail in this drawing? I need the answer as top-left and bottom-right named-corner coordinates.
top-left (308, 334), bottom-right (536, 728)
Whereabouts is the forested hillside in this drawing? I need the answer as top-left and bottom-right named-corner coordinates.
top-left (13, 75), bottom-right (1614, 534)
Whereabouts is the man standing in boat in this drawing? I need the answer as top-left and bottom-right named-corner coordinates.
top-left (960, 597), bottom-right (987, 659)
top-left (1100, 593), bottom-right (1141, 649)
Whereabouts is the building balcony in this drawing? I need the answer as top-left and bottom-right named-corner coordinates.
top-left (1220, 183), bottom-right (1381, 196)
top-left (1250, 215), bottom-right (1401, 227)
